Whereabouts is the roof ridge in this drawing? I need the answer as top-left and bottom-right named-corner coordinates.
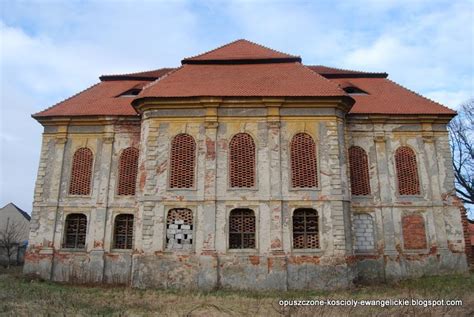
top-left (100, 68), bottom-right (175, 81)
top-left (385, 78), bottom-right (455, 113)
top-left (139, 66), bottom-right (184, 92)
top-left (32, 82), bottom-right (101, 118)
top-left (1, 202), bottom-right (31, 221)
top-left (300, 64), bottom-right (348, 95)
top-left (308, 65), bottom-right (388, 78)
top-left (309, 65), bottom-right (375, 73)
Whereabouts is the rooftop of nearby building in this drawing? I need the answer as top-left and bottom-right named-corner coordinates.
top-left (33, 39), bottom-right (455, 119)
top-left (0, 203), bottom-right (31, 221)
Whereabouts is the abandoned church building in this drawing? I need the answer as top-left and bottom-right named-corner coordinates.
top-left (24, 40), bottom-right (470, 290)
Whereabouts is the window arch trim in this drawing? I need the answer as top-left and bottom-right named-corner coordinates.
top-left (291, 208), bottom-right (320, 250)
top-left (165, 208), bottom-right (194, 251)
top-left (113, 213), bottom-right (134, 250)
top-left (62, 213), bottom-right (88, 249)
top-left (228, 208), bottom-right (257, 250)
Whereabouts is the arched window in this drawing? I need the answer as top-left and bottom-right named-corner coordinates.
top-left (229, 208), bottom-right (256, 249)
top-left (69, 147), bottom-right (93, 195)
top-left (292, 208), bottom-right (319, 249)
top-left (169, 134), bottom-right (196, 188)
top-left (166, 208), bottom-right (193, 250)
top-left (63, 213), bottom-right (87, 249)
top-left (229, 133), bottom-right (256, 188)
top-left (402, 214), bottom-right (427, 250)
top-left (395, 146), bottom-right (420, 195)
top-left (353, 213), bottom-right (375, 252)
top-left (113, 214), bottom-right (134, 249)
top-left (117, 147), bottom-right (139, 195)
top-left (290, 133), bottom-right (318, 188)
top-left (348, 146), bottom-right (371, 196)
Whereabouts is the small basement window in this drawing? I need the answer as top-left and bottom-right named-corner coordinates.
top-left (343, 86), bottom-right (368, 94)
top-left (118, 88), bottom-right (141, 97)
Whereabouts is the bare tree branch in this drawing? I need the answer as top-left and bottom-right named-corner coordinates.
top-left (448, 99), bottom-right (474, 212)
top-left (0, 217), bottom-right (27, 268)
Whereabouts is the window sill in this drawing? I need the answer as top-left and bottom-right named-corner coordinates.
top-left (291, 249), bottom-right (323, 255)
top-left (227, 249), bottom-right (258, 254)
top-left (59, 248), bottom-right (87, 253)
top-left (110, 249), bottom-right (133, 253)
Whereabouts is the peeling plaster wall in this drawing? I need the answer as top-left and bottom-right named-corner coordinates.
top-left (24, 107), bottom-right (468, 290)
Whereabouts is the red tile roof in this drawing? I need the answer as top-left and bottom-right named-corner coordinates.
top-left (33, 80), bottom-right (148, 117)
top-left (308, 65), bottom-right (388, 78)
top-left (99, 68), bottom-right (174, 81)
top-left (329, 77), bottom-right (455, 115)
top-left (139, 63), bottom-right (345, 98)
top-left (182, 39), bottom-right (301, 63)
top-left (33, 39), bottom-right (456, 118)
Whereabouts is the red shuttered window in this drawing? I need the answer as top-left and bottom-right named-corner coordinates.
top-left (69, 148), bottom-right (93, 195)
top-left (395, 146), bottom-right (420, 195)
top-left (348, 146), bottom-right (371, 196)
top-left (229, 133), bottom-right (256, 188)
top-left (117, 147), bottom-right (139, 196)
top-left (169, 134), bottom-right (196, 189)
top-left (290, 133), bottom-right (318, 188)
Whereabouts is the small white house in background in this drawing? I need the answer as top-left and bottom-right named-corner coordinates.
top-left (0, 203), bottom-right (31, 265)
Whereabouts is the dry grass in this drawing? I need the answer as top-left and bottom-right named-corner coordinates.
top-left (0, 267), bottom-right (473, 316)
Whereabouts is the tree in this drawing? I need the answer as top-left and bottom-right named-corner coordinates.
top-left (0, 217), bottom-right (26, 268)
top-left (448, 99), bottom-right (474, 217)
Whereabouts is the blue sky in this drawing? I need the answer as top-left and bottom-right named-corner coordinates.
top-left (0, 0), bottom-right (473, 212)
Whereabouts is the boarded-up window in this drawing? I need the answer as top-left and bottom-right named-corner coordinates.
top-left (293, 208), bottom-right (319, 249)
top-left (353, 213), bottom-right (375, 252)
top-left (402, 214), bottom-right (427, 250)
top-left (113, 214), bottom-right (134, 249)
top-left (395, 146), bottom-right (420, 195)
top-left (63, 213), bottom-right (87, 249)
top-left (69, 148), bottom-right (93, 195)
top-left (229, 209), bottom-right (256, 249)
top-left (117, 147), bottom-right (139, 195)
top-left (166, 208), bottom-right (193, 250)
top-left (290, 133), bottom-right (318, 188)
top-left (349, 146), bottom-right (371, 196)
top-left (169, 134), bottom-right (196, 188)
top-left (229, 133), bottom-right (256, 188)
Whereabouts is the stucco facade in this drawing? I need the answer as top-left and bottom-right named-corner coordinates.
top-left (24, 40), bottom-right (469, 290)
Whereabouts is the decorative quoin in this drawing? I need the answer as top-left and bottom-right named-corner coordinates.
top-left (26, 39), bottom-right (468, 290)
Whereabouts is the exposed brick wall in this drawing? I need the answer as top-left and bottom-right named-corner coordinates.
top-left (169, 134), bottom-right (196, 188)
top-left (395, 146), bottom-right (420, 195)
top-left (459, 204), bottom-right (473, 265)
top-left (353, 213), bottom-right (375, 252)
top-left (117, 147), bottom-right (139, 195)
top-left (113, 214), bottom-right (134, 249)
top-left (229, 208), bottom-right (256, 249)
top-left (402, 214), bottom-right (427, 250)
top-left (69, 147), bottom-right (93, 195)
top-left (290, 133), bottom-right (318, 188)
top-left (229, 133), bottom-right (255, 188)
top-left (293, 208), bottom-right (319, 249)
top-left (63, 213), bottom-right (87, 249)
top-left (166, 208), bottom-right (193, 250)
top-left (348, 146), bottom-right (371, 196)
